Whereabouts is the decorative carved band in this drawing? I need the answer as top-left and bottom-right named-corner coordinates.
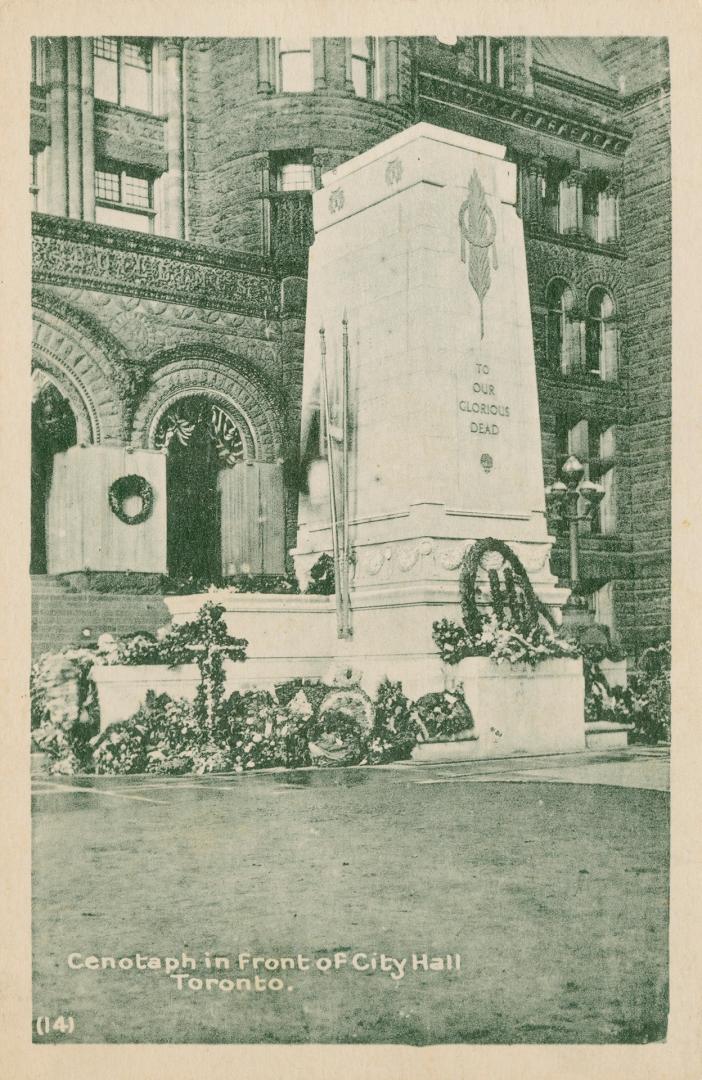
top-left (418, 71), bottom-right (631, 155)
top-left (32, 214), bottom-right (281, 318)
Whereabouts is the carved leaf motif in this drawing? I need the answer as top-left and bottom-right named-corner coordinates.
top-left (458, 170), bottom-right (498, 338)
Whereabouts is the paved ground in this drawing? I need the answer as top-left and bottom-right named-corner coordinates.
top-left (32, 747), bottom-right (669, 1045)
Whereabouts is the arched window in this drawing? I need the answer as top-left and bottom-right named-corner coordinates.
top-left (586, 287), bottom-right (618, 380)
top-left (545, 279), bottom-right (579, 374)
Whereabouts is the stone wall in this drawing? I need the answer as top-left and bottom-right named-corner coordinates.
top-left (31, 577), bottom-right (170, 658)
top-left (619, 86), bottom-right (672, 648)
top-left (184, 39), bottom-right (414, 253)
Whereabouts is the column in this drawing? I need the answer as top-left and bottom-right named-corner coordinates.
top-left (562, 169), bottom-right (586, 234)
top-left (256, 153), bottom-right (272, 256)
top-left (47, 38), bottom-right (68, 216)
top-left (517, 153), bottom-right (547, 226)
top-left (384, 37), bottom-right (401, 104)
top-left (342, 39), bottom-right (353, 94)
top-left (256, 37), bottom-right (274, 93)
top-left (66, 38), bottom-right (82, 218)
top-left (163, 38), bottom-right (184, 239)
top-left (313, 38), bottom-right (328, 91)
top-left (523, 37), bottom-right (534, 97)
top-left (80, 38), bottom-right (95, 221)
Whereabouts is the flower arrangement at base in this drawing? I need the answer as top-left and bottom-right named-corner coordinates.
top-left (584, 641), bottom-right (670, 746)
top-left (307, 689), bottom-right (374, 766)
top-left (414, 687), bottom-right (474, 740)
top-left (31, 646), bottom-right (102, 774)
top-left (364, 679), bottom-right (422, 764)
top-left (120, 602), bottom-right (248, 729)
top-left (432, 613), bottom-right (578, 668)
top-left (432, 538), bottom-right (579, 669)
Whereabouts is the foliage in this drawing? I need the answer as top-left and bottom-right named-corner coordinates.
top-left (364, 679), bottom-right (420, 764)
top-left (91, 692), bottom-right (230, 776)
top-left (58, 571), bottom-right (162, 594)
top-left (431, 620), bottom-right (471, 665)
top-left (120, 603), bottom-right (247, 728)
top-left (31, 647), bottom-right (101, 773)
top-left (305, 553), bottom-right (336, 595)
top-left (414, 687), bottom-right (473, 739)
top-left (433, 613), bottom-right (578, 668)
top-left (585, 642), bottom-right (670, 746)
top-left (161, 573), bottom-right (299, 596)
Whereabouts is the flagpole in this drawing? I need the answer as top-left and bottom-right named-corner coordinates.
top-left (341, 313), bottom-right (352, 638)
top-left (319, 326), bottom-right (344, 639)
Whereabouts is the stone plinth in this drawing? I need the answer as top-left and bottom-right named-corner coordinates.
top-left (412, 657), bottom-right (585, 761)
top-left (585, 721), bottom-right (632, 750)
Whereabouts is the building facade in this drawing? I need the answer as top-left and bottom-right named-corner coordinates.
top-left (30, 36), bottom-right (671, 657)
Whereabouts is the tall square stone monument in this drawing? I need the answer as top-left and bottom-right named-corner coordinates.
top-left (294, 123), bottom-right (569, 681)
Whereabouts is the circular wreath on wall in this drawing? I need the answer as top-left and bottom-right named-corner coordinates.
top-left (108, 474), bottom-right (154, 526)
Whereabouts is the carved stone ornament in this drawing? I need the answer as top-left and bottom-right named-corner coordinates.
top-left (385, 158), bottom-right (403, 186)
top-left (328, 188), bottom-right (345, 214)
top-left (458, 169), bottom-right (499, 339)
top-left (32, 216), bottom-right (280, 318)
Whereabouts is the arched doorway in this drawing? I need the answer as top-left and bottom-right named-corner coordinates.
top-left (154, 396), bottom-right (246, 581)
top-left (31, 372), bottom-right (77, 573)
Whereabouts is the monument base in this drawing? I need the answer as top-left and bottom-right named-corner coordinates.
top-left (93, 591), bottom-right (586, 759)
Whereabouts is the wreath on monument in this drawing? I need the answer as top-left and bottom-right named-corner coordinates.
top-left (458, 537), bottom-right (555, 637)
top-left (432, 538), bottom-right (578, 667)
top-left (108, 474), bottom-right (154, 526)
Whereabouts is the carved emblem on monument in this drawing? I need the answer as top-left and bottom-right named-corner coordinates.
top-left (328, 188), bottom-right (345, 214)
top-left (480, 453), bottom-right (493, 473)
top-left (458, 169), bottom-right (498, 338)
top-left (385, 158), bottom-right (403, 186)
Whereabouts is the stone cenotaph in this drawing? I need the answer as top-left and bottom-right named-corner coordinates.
top-left (293, 122), bottom-right (572, 689)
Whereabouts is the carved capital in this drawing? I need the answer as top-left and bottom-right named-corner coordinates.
top-left (162, 37), bottom-right (184, 60)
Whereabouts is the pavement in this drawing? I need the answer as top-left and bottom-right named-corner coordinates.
top-left (31, 745), bottom-right (670, 801)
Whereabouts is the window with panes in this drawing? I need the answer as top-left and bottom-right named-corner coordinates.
top-left (94, 37), bottom-right (153, 111)
top-left (545, 279), bottom-right (580, 374)
top-left (585, 287), bottom-right (618, 380)
top-left (475, 37), bottom-right (508, 88)
top-left (94, 167), bottom-right (154, 232)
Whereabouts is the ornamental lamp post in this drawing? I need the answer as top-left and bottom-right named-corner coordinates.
top-left (545, 454), bottom-right (605, 608)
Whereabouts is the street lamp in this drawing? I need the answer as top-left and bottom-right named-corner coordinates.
top-left (545, 454), bottom-right (605, 604)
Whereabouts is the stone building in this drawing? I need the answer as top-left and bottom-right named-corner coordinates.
top-left (30, 36), bottom-right (671, 657)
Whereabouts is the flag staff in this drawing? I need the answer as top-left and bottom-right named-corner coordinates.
top-left (340, 312), bottom-right (352, 638)
top-left (319, 325), bottom-right (344, 639)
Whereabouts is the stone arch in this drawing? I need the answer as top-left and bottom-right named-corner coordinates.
top-left (32, 301), bottom-right (125, 444)
top-left (579, 266), bottom-right (627, 321)
top-left (130, 353), bottom-right (284, 463)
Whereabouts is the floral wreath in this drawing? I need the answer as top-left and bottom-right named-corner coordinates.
top-left (108, 474), bottom-right (154, 526)
top-left (459, 537), bottom-right (556, 634)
